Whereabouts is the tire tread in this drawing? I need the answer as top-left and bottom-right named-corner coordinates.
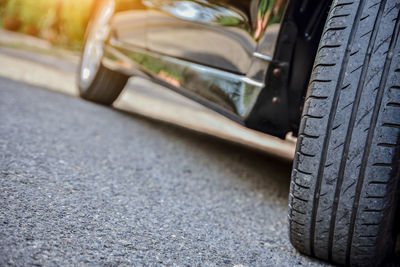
top-left (289, 0), bottom-right (400, 265)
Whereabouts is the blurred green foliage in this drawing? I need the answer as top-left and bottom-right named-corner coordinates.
top-left (217, 16), bottom-right (241, 27)
top-left (1, 0), bottom-right (94, 50)
top-left (0, 0), bottom-right (148, 50)
top-left (0, 0), bottom-right (7, 25)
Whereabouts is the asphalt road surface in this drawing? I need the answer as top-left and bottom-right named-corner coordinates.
top-left (1, 77), bottom-right (399, 266)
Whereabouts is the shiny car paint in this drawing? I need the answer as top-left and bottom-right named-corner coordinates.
top-left (101, 0), bottom-right (331, 138)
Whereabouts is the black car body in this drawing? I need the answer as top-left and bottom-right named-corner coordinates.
top-left (98, 0), bottom-right (330, 138)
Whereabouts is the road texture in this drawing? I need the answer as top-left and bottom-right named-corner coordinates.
top-left (0, 32), bottom-right (399, 265)
top-left (0, 76), bottom-right (327, 266)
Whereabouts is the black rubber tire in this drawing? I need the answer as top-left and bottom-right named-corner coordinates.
top-left (288, 0), bottom-right (400, 266)
top-left (78, 63), bottom-right (128, 105)
top-left (77, 0), bottom-right (128, 105)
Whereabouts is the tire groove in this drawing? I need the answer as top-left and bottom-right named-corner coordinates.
top-left (327, 0), bottom-right (387, 261)
top-left (309, 0), bottom-right (365, 257)
top-left (346, 6), bottom-right (400, 265)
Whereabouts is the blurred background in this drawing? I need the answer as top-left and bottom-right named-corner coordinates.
top-left (0, 0), bottom-right (140, 50)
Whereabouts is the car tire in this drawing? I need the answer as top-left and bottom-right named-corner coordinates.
top-left (288, 0), bottom-right (400, 266)
top-left (79, 64), bottom-right (128, 105)
top-left (78, 0), bottom-right (128, 105)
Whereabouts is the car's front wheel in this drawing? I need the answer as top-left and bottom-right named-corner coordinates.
top-left (289, 0), bottom-right (400, 266)
top-left (78, 0), bottom-right (128, 105)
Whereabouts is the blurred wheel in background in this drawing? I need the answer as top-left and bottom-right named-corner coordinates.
top-left (78, 0), bottom-right (127, 105)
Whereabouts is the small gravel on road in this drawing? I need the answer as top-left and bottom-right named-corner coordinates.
top-left (0, 77), bottom-right (348, 266)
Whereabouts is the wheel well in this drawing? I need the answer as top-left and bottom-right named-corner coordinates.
top-left (246, 0), bottom-right (333, 138)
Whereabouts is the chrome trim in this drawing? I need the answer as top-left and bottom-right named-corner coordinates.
top-left (241, 77), bottom-right (265, 88)
top-left (253, 52), bottom-right (273, 62)
top-left (103, 39), bottom-right (265, 119)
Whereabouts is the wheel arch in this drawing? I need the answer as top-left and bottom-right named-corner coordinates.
top-left (246, 0), bottom-right (334, 138)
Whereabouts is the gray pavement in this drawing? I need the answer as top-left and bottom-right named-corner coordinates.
top-left (0, 77), bottom-right (326, 266)
top-left (0, 29), bottom-right (399, 266)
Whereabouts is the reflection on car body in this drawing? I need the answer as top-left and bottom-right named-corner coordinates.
top-left (104, 0), bottom-right (290, 125)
